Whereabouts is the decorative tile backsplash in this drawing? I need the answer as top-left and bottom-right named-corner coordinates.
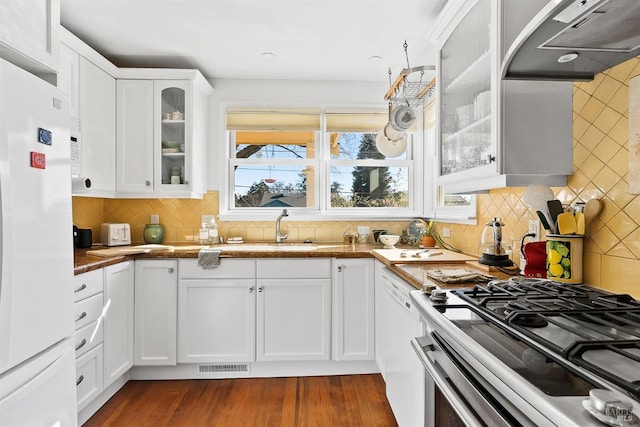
top-left (73, 56), bottom-right (640, 297)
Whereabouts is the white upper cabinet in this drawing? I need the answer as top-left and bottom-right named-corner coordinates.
top-left (59, 29), bottom-right (118, 195)
top-left (435, 0), bottom-right (573, 194)
top-left (79, 57), bottom-right (116, 196)
top-left (57, 43), bottom-right (80, 123)
top-left (116, 71), bottom-right (212, 199)
top-left (116, 80), bottom-right (155, 194)
top-left (0, 0), bottom-right (59, 75)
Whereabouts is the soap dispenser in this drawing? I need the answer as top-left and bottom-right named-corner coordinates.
top-left (199, 223), bottom-right (209, 245)
top-left (207, 217), bottom-right (219, 244)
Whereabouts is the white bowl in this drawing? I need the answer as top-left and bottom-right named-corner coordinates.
top-left (379, 234), bottom-right (400, 249)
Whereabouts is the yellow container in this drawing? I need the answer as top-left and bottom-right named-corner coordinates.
top-left (545, 234), bottom-right (583, 283)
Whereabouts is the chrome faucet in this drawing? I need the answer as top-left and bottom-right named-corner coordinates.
top-left (275, 209), bottom-right (289, 243)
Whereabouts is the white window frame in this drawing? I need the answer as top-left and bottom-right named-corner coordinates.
top-left (325, 133), bottom-right (419, 217)
top-left (219, 106), bottom-right (425, 221)
top-left (227, 130), bottom-right (321, 213)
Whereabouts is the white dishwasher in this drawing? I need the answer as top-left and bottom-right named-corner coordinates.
top-left (381, 268), bottom-right (425, 427)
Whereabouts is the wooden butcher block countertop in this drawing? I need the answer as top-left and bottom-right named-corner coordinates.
top-left (75, 242), bottom-right (520, 290)
top-left (74, 242), bottom-right (377, 274)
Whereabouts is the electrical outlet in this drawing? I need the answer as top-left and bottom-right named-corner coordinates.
top-left (442, 227), bottom-right (451, 238)
top-left (201, 215), bottom-right (214, 225)
top-left (357, 225), bottom-right (370, 235)
top-left (150, 214), bottom-right (159, 225)
top-left (528, 219), bottom-right (540, 241)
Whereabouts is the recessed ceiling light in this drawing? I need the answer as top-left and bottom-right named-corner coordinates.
top-left (261, 52), bottom-right (277, 61)
top-left (557, 52), bottom-right (579, 63)
top-left (368, 55), bottom-right (383, 63)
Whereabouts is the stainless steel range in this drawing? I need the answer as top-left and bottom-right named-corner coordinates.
top-left (410, 277), bottom-right (640, 427)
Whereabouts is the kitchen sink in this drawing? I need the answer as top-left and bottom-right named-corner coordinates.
top-left (218, 243), bottom-right (318, 251)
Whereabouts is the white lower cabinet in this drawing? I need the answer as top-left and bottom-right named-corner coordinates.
top-left (72, 269), bottom-right (105, 412)
top-left (333, 258), bottom-right (375, 361)
top-left (134, 260), bottom-right (178, 366)
top-left (373, 260), bottom-right (387, 377)
top-left (103, 261), bottom-right (134, 388)
top-left (75, 344), bottom-right (104, 412)
top-left (177, 259), bottom-right (256, 363)
top-left (178, 279), bottom-right (256, 363)
top-left (256, 259), bottom-right (331, 362)
top-left (177, 258), bottom-right (331, 363)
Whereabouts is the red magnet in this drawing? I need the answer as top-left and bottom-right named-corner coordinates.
top-left (31, 152), bottom-right (46, 169)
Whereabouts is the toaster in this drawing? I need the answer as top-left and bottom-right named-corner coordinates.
top-left (101, 223), bottom-right (131, 246)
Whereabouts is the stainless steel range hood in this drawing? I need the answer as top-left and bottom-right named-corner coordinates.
top-left (502, 0), bottom-right (640, 81)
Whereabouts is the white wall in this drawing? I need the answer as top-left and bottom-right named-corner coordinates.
top-left (205, 78), bottom-right (389, 190)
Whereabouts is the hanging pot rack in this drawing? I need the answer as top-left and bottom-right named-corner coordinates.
top-left (384, 41), bottom-right (436, 108)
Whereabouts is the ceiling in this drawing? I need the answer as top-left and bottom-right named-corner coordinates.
top-left (59, 0), bottom-right (447, 83)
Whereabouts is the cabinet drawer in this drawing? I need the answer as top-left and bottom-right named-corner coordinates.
top-left (76, 344), bottom-right (104, 412)
top-left (73, 269), bottom-right (103, 302)
top-left (257, 259), bottom-right (331, 278)
top-left (74, 320), bottom-right (103, 358)
top-left (179, 259), bottom-right (256, 279)
top-left (74, 293), bottom-right (103, 331)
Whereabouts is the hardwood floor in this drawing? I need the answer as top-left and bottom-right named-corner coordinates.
top-left (84, 374), bottom-right (398, 426)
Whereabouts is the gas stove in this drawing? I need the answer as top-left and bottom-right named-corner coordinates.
top-left (457, 278), bottom-right (640, 400)
top-left (411, 277), bottom-right (640, 427)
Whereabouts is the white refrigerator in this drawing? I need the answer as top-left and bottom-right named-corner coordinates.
top-left (0, 57), bottom-right (77, 426)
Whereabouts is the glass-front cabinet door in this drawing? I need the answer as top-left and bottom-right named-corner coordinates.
top-left (155, 80), bottom-right (191, 191)
top-left (434, 0), bottom-right (573, 194)
top-left (438, 0), bottom-right (493, 177)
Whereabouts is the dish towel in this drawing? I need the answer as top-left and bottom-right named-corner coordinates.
top-left (198, 248), bottom-right (221, 269)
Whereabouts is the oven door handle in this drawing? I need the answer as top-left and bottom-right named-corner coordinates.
top-left (412, 335), bottom-right (486, 427)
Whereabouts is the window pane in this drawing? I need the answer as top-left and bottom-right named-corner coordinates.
top-left (438, 187), bottom-right (473, 207)
top-left (234, 165), bottom-right (315, 208)
top-left (234, 131), bottom-right (316, 159)
top-left (329, 132), bottom-right (407, 160)
top-left (330, 166), bottom-right (409, 208)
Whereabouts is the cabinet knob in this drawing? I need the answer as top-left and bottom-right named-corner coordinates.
top-left (258, 286), bottom-right (264, 293)
top-left (75, 338), bottom-right (87, 351)
top-left (249, 286), bottom-right (254, 293)
top-left (487, 154), bottom-right (496, 163)
top-left (168, 267), bottom-right (174, 274)
top-left (74, 283), bottom-right (87, 293)
top-left (145, 180), bottom-right (151, 186)
top-left (75, 311), bottom-right (87, 322)
top-left (76, 375), bottom-right (85, 386)
top-left (338, 265), bottom-right (345, 272)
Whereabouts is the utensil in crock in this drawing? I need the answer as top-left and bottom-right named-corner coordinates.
top-left (584, 199), bottom-right (602, 225)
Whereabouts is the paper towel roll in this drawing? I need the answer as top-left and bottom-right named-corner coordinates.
top-left (72, 177), bottom-right (92, 193)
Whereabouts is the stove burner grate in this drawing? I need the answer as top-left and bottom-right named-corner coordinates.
top-left (454, 278), bottom-right (640, 399)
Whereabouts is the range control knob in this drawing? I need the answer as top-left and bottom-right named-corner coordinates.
top-left (588, 389), bottom-right (637, 424)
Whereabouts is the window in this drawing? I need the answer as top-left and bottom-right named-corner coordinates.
top-left (222, 108), bottom-right (422, 219)
top-left (227, 109), bottom-right (320, 211)
top-left (325, 111), bottom-right (415, 212)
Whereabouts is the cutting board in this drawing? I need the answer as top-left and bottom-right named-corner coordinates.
top-left (86, 244), bottom-right (174, 257)
top-left (372, 248), bottom-right (476, 265)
